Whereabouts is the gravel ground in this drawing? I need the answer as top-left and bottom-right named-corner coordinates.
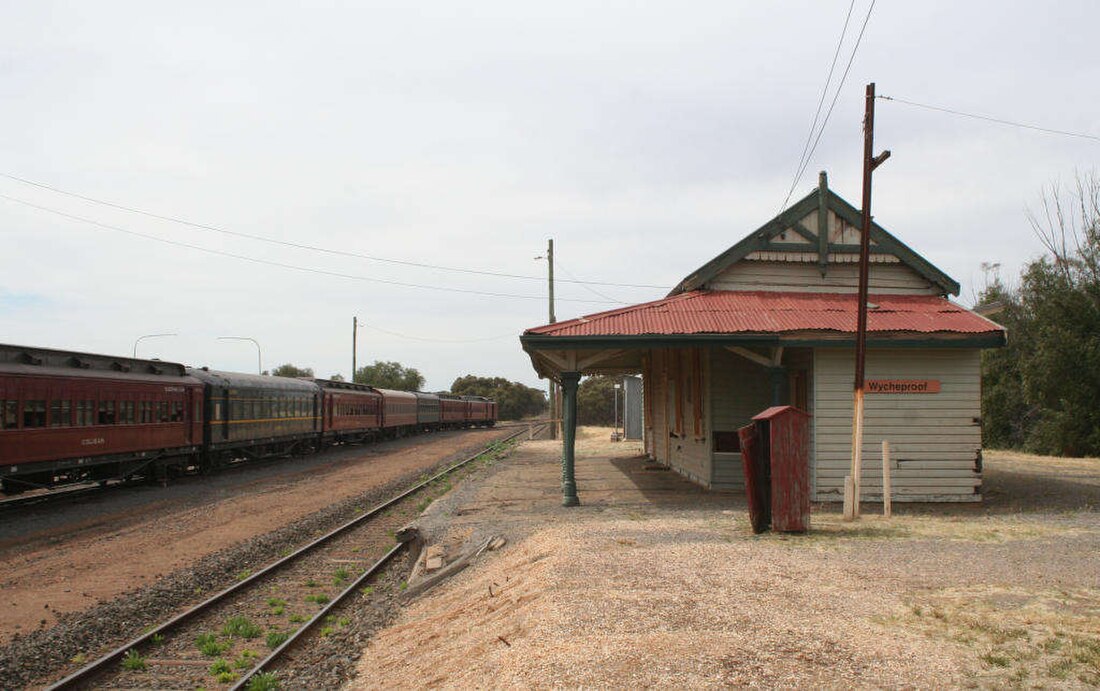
top-left (0, 427), bottom-right (518, 690)
top-left (349, 431), bottom-right (1100, 689)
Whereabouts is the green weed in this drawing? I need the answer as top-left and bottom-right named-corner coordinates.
top-left (210, 658), bottom-right (232, 675)
top-left (196, 633), bottom-right (229, 657)
top-left (223, 615), bottom-right (262, 639)
top-left (333, 567), bottom-right (350, 584)
top-left (288, 614), bottom-right (306, 623)
top-left (305, 594), bottom-right (330, 605)
top-left (121, 649), bottom-right (146, 671)
top-left (266, 631), bottom-right (289, 649)
top-left (246, 672), bottom-right (280, 691)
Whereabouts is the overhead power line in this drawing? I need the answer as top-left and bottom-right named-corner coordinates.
top-left (0, 193), bottom-right (620, 305)
top-left (0, 171), bottom-right (669, 290)
top-left (877, 95), bottom-right (1100, 142)
top-left (359, 321), bottom-right (516, 343)
top-left (780, 0), bottom-right (857, 211)
top-left (779, 0), bottom-right (878, 211)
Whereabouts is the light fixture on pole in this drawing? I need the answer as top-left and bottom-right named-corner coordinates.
top-left (132, 333), bottom-right (178, 358)
top-left (217, 336), bottom-right (262, 374)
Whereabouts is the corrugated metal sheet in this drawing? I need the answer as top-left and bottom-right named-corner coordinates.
top-left (525, 290), bottom-right (1004, 337)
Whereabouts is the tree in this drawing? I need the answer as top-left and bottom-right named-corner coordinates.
top-left (577, 375), bottom-right (618, 426)
top-left (270, 363), bottom-right (314, 378)
top-left (980, 172), bottom-right (1100, 456)
top-left (329, 373), bottom-right (345, 382)
top-left (450, 375), bottom-right (547, 420)
top-left (356, 360), bottom-right (425, 391)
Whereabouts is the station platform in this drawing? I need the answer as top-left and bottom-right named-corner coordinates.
top-left (345, 427), bottom-right (1010, 689)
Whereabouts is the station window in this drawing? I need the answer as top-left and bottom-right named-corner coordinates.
top-left (49, 400), bottom-right (72, 427)
top-left (23, 400), bottom-right (47, 428)
top-left (97, 400), bottom-right (116, 425)
top-left (1, 400), bottom-right (17, 429)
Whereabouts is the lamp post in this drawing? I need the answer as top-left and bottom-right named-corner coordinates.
top-left (132, 333), bottom-right (177, 358)
top-left (217, 336), bottom-right (262, 374)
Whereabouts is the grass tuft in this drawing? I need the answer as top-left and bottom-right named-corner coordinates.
top-left (121, 649), bottom-right (147, 671)
top-left (223, 615), bottom-right (263, 639)
top-left (247, 671), bottom-right (280, 691)
top-left (266, 630), bottom-right (289, 648)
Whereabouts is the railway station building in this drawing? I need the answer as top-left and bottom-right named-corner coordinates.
top-left (520, 173), bottom-right (1005, 505)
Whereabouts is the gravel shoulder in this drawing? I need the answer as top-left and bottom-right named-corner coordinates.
top-left (349, 432), bottom-right (1100, 689)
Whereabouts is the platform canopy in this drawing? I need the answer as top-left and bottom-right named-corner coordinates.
top-left (520, 290), bottom-right (1004, 381)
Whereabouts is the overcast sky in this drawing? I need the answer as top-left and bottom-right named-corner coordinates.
top-left (1, 1), bottom-right (1097, 391)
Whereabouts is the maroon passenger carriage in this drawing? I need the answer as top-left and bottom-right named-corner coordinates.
top-left (0, 344), bottom-right (202, 493)
top-left (315, 379), bottom-right (383, 444)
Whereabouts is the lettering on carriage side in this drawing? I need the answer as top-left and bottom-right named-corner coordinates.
top-left (81, 437), bottom-right (106, 446)
top-left (164, 386), bottom-right (185, 393)
top-left (865, 380), bottom-right (941, 394)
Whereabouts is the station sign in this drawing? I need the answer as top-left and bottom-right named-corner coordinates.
top-left (865, 379), bottom-right (941, 394)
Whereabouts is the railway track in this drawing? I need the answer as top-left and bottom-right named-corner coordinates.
top-left (45, 423), bottom-right (541, 690)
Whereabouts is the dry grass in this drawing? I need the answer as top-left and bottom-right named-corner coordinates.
top-left (880, 585), bottom-right (1100, 687)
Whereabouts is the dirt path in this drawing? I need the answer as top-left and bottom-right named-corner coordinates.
top-left (0, 428), bottom-right (509, 644)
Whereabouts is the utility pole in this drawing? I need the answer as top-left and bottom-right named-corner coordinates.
top-left (845, 82), bottom-right (891, 521)
top-left (547, 238), bottom-right (559, 439)
top-left (352, 316), bottom-right (358, 382)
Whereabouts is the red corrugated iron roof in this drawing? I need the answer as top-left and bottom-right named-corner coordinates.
top-left (524, 290), bottom-right (1004, 338)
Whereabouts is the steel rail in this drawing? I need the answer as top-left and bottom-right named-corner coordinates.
top-left (230, 541), bottom-right (407, 691)
top-left (46, 424), bottom-right (537, 690)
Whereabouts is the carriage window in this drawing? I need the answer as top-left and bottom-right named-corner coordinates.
top-left (23, 400), bottom-right (47, 428)
top-left (170, 402), bottom-right (184, 422)
top-left (157, 401), bottom-right (170, 423)
top-left (50, 400), bottom-right (71, 427)
top-left (76, 400), bottom-right (92, 426)
top-left (97, 400), bottom-right (116, 425)
top-left (120, 401), bottom-right (135, 424)
top-left (1, 400), bottom-right (17, 429)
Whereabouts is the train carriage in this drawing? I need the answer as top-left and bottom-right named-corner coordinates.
top-left (315, 379), bottom-right (383, 443)
top-left (414, 392), bottom-right (441, 431)
top-left (0, 344), bottom-right (203, 493)
top-left (437, 393), bottom-right (467, 429)
top-left (462, 395), bottom-right (497, 427)
top-left (375, 388), bottom-right (417, 433)
top-left (187, 368), bottom-right (320, 464)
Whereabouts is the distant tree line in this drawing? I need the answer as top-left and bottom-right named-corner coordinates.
top-left (577, 375), bottom-right (619, 426)
top-left (981, 173), bottom-right (1100, 456)
top-left (355, 360), bottom-right (425, 391)
top-left (451, 375), bottom-right (546, 420)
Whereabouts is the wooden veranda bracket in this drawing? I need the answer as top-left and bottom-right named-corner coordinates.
top-left (725, 345), bottom-right (784, 369)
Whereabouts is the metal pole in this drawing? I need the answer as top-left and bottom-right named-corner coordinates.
top-left (845, 82), bottom-right (891, 521)
top-left (547, 239), bottom-right (559, 440)
top-left (132, 333), bottom-right (178, 358)
top-left (218, 336), bottom-right (262, 375)
top-left (352, 316), bottom-right (358, 382)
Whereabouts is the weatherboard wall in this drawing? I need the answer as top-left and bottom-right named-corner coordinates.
top-left (812, 347), bottom-right (983, 502)
top-left (709, 260), bottom-right (941, 295)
